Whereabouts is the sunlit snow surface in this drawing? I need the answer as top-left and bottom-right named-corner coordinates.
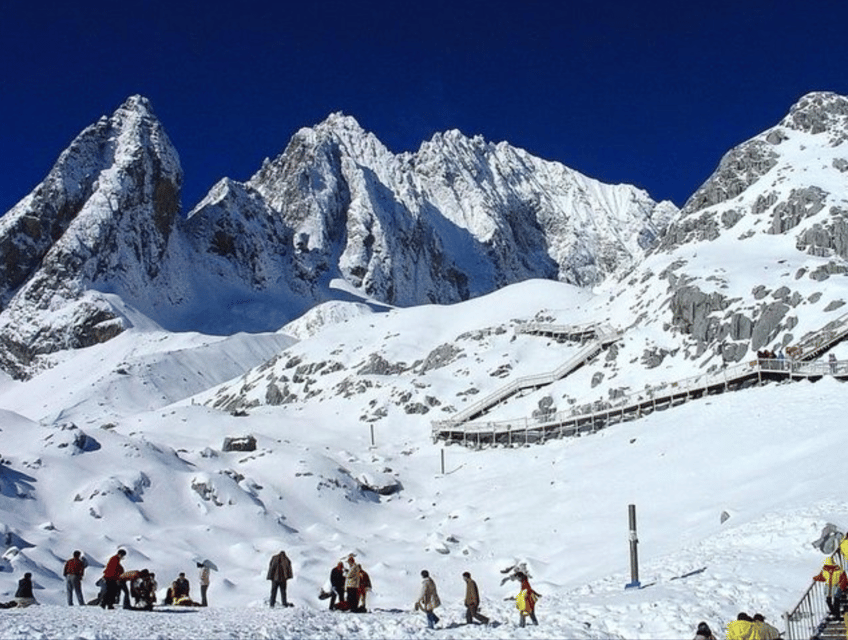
top-left (0, 277), bottom-right (846, 639)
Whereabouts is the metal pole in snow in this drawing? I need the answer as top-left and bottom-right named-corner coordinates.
top-left (370, 424), bottom-right (375, 447)
top-left (440, 448), bottom-right (445, 475)
top-left (625, 504), bottom-right (641, 589)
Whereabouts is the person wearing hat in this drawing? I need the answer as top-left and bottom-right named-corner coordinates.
top-left (415, 569), bottom-right (441, 629)
top-left (344, 555), bottom-right (362, 612)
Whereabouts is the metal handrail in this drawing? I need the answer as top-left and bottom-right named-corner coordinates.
top-left (433, 358), bottom-right (848, 443)
top-left (784, 551), bottom-right (848, 640)
top-left (446, 325), bottom-right (620, 424)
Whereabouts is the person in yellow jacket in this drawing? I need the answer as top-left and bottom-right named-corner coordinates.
top-left (726, 612), bottom-right (764, 640)
top-left (515, 571), bottom-right (540, 628)
top-left (813, 555), bottom-right (848, 618)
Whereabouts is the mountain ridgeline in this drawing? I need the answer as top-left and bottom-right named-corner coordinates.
top-left (2, 92), bottom-right (848, 380)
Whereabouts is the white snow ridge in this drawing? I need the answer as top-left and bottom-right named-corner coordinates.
top-left (1, 92), bottom-right (848, 639)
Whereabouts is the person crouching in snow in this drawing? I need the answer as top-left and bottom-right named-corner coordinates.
top-left (813, 555), bottom-right (848, 618)
top-left (14, 572), bottom-right (38, 608)
top-left (415, 570), bottom-right (441, 629)
top-left (515, 571), bottom-right (539, 627)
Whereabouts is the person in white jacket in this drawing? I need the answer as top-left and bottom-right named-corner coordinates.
top-left (197, 562), bottom-right (210, 607)
top-left (415, 570), bottom-right (441, 629)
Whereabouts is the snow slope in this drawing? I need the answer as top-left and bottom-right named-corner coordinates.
top-left (0, 280), bottom-right (845, 639)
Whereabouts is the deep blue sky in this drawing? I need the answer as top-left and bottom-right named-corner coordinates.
top-left (3, 1), bottom-right (848, 215)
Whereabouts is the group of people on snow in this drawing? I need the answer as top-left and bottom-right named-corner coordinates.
top-left (5, 545), bottom-right (544, 629)
top-left (318, 554), bottom-right (372, 612)
top-left (714, 612), bottom-right (780, 640)
top-left (1, 548), bottom-right (211, 610)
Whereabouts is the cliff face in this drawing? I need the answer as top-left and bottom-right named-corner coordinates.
top-left (626, 91), bottom-right (848, 366)
top-left (0, 97), bottom-right (673, 378)
top-left (0, 96), bottom-right (183, 377)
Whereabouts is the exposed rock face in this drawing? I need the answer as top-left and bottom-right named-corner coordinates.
top-left (642, 91), bottom-right (848, 364)
top-left (242, 114), bottom-right (676, 304)
top-left (0, 96), bottom-right (182, 377)
top-left (0, 97), bottom-right (674, 378)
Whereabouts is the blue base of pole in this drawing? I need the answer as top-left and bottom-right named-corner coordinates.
top-left (624, 580), bottom-right (641, 590)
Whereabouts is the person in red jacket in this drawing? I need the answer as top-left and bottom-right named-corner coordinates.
top-left (813, 555), bottom-right (848, 618)
top-left (63, 550), bottom-right (86, 606)
top-left (101, 549), bottom-right (126, 609)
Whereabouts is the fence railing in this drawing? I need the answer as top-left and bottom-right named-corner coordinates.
top-left (784, 551), bottom-right (847, 640)
top-left (433, 358), bottom-right (848, 446)
top-left (446, 324), bottom-right (620, 424)
top-left (789, 311), bottom-right (848, 361)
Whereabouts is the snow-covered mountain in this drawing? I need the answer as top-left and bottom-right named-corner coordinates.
top-left (0, 96), bottom-right (674, 379)
top-left (1, 92), bottom-right (848, 639)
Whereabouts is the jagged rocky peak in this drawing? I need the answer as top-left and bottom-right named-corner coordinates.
top-left (0, 95), bottom-right (182, 309)
top-left (631, 91), bottom-right (848, 370)
top-left (0, 95), bottom-right (185, 378)
top-left (781, 91), bottom-right (848, 137)
top-left (661, 91), bottom-right (848, 249)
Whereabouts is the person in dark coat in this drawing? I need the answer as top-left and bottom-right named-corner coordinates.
top-left (14, 572), bottom-right (38, 607)
top-left (329, 561), bottom-right (345, 610)
top-left (267, 550), bottom-right (293, 607)
top-left (101, 549), bottom-right (126, 609)
top-left (172, 572), bottom-right (190, 599)
top-left (63, 550), bottom-right (86, 606)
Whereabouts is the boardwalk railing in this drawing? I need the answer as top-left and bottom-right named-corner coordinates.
top-left (790, 311), bottom-right (848, 361)
top-left (433, 358), bottom-right (847, 447)
top-left (446, 323), bottom-right (620, 425)
top-left (784, 550), bottom-right (847, 640)
top-left (433, 312), bottom-right (848, 448)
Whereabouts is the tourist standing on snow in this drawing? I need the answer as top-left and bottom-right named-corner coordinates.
top-left (14, 572), bottom-right (37, 607)
top-left (515, 570), bottom-right (539, 627)
top-left (462, 571), bottom-right (489, 625)
top-left (357, 565), bottom-right (372, 612)
top-left (329, 561), bottom-right (345, 610)
top-left (415, 569), bottom-right (441, 629)
top-left (344, 555), bottom-right (362, 612)
top-left (267, 550), bottom-right (293, 607)
top-left (63, 550), bottom-right (86, 606)
top-left (197, 562), bottom-right (210, 606)
top-left (101, 549), bottom-right (126, 609)
top-left (813, 555), bottom-right (848, 618)
top-left (693, 620), bottom-right (716, 639)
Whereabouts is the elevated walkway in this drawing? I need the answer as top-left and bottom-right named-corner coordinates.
top-left (433, 311), bottom-right (848, 449)
top-left (446, 323), bottom-right (619, 424)
top-left (785, 546), bottom-right (848, 639)
top-left (789, 311), bottom-right (848, 362)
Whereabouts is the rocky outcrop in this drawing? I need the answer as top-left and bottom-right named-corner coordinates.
top-left (0, 98), bottom-right (676, 378)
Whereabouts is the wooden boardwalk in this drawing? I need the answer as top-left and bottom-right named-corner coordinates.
top-left (433, 312), bottom-right (848, 449)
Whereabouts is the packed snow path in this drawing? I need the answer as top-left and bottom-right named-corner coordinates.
top-left (433, 313), bottom-right (848, 448)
